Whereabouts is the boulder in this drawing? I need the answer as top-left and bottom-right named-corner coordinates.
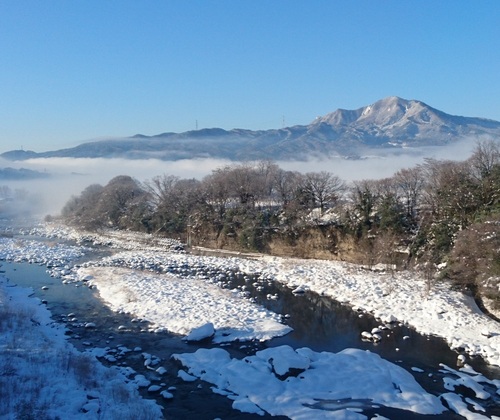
top-left (185, 322), bottom-right (215, 342)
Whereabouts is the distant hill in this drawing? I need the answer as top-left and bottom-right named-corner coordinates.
top-left (3, 96), bottom-right (500, 161)
top-left (0, 166), bottom-right (50, 180)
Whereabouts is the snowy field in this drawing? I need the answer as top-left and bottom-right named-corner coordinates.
top-left (1, 222), bottom-right (500, 418)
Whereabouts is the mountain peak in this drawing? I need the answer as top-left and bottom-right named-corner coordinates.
top-left (375, 95), bottom-right (409, 105)
top-left (358, 96), bottom-right (413, 125)
top-left (314, 96), bottom-right (432, 127)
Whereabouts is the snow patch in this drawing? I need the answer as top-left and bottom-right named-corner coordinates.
top-left (174, 346), bottom-right (446, 418)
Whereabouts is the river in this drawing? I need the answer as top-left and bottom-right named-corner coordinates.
top-left (1, 229), bottom-right (500, 419)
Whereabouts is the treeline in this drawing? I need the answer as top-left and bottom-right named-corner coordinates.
top-left (0, 186), bottom-right (41, 218)
top-left (61, 141), bottom-right (500, 304)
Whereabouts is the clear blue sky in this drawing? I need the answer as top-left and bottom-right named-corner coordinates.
top-left (1, 0), bottom-right (499, 152)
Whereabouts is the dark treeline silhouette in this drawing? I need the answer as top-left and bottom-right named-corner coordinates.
top-left (61, 141), bottom-right (500, 305)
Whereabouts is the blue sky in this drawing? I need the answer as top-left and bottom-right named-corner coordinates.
top-left (1, 0), bottom-right (499, 152)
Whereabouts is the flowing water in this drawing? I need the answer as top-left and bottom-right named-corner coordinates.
top-left (2, 240), bottom-right (500, 419)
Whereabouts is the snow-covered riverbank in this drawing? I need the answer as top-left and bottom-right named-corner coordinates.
top-left (78, 265), bottom-right (292, 342)
top-left (25, 223), bottom-right (500, 367)
top-left (1, 222), bottom-right (500, 419)
top-left (49, 221), bottom-right (500, 368)
top-left (0, 274), bottom-right (163, 419)
top-left (68, 243), bottom-right (500, 367)
top-left (258, 255), bottom-right (500, 367)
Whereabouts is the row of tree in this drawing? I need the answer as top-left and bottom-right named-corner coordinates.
top-left (61, 141), bottom-right (500, 303)
top-left (61, 160), bottom-right (347, 236)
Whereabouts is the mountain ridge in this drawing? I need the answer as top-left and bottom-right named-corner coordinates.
top-left (3, 96), bottom-right (500, 162)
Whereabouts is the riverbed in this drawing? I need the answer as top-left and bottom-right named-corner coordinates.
top-left (1, 222), bottom-right (500, 419)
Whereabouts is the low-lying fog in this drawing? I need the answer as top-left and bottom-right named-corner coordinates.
top-left (0, 138), bottom-right (481, 218)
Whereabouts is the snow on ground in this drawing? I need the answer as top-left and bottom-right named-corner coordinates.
top-left (3, 223), bottom-right (500, 366)
top-left (72, 235), bottom-right (500, 367)
top-left (77, 265), bottom-right (291, 342)
top-left (2, 223), bottom-right (500, 418)
top-left (256, 255), bottom-right (500, 367)
top-left (173, 345), bottom-right (447, 419)
top-left (0, 236), bottom-right (86, 265)
top-left (0, 274), bottom-right (163, 419)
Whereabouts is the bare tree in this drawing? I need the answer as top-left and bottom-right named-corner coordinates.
top-left (420, 158), bottom-right (480, 228)
top-left (202, 168), bottom-right (232, 219)
top-left (224, 163), bottom-right (268, 207)
top-left (61, 176), bottom-right (147, 230)
top-left (61, 184), bottom-right (107, 230)
top-left (302, 171), bottom-right (345, 214)
top-left (394, 166), bottom-right (425, 219)
top-left (145, 174), bottom-right (201, 234)
top-left (469, 140), bottom-right (500, 180)
top-left (256, 160), bottom-right (280, 200)
top-left (448, 216), bottom-right (500, 299)
top-left (144, 174), bottom-right (180, 210)
top-left (273, 169), bottom-right (303, 207)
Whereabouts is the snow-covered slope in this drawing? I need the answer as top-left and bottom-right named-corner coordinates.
top-left (306, 96), bottom-right (500, 151)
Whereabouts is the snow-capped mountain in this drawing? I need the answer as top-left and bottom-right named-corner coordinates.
top-left (307, 96), bottom-right (500, 150)
top-left (3, 96), bottom-right (500, 161)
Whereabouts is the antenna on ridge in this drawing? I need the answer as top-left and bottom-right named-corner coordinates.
top-left (196, 120), bottom-right (198, 130)
top-left (282, 115), bottom-right (285, 128)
